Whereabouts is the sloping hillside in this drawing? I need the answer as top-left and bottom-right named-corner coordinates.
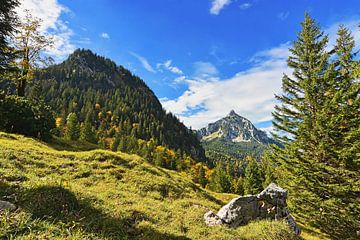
top-left (30, 49), bottom-right (205, 161)
top-left (0, 132), bottom-right (305, 240)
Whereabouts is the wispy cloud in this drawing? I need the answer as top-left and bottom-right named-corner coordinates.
top-left (193, 61), bottom-right (219, 79)
top-left (162, 44), bottom-right (290, 129)
top-left (277, 11), bottom-right (290, 21)
top-left (130, 52), bottom-right (156, 73)
top-left (74, 37), bottom-right (91, 45)
top-left (157, 60), bottom-right (183, 75)
top-left (16, 0), bottom-right (75, 61)
top-left (100, 32), bottom-right (110, 39)
top-left (161, 19), bottom-right (360, 129)
top-left (239, 3), bottom-right (252, 10)
top-left (210, 0), bottom-right (232, 15)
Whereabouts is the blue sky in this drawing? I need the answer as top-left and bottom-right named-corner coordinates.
top-left (17, 0), bottom-right (360, 131)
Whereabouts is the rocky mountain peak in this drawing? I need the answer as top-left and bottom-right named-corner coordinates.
top-left (228, 109), bottom-right (237, 116)
top-left (197, 111), bottom-right (275, 145)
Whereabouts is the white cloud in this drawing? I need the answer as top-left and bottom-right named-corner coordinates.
top-left (162, 44), bottom-right (290, 129)
top-left (130, 52), bottom-right (156, 73)
top-left (193, 61), bottom-right (219, 79)
top-left (210, 0), bottom-right (232, 15)
top-left (161, 18), bottom-right (360, 130)
top-left (277, 11), bottom-right (289, 21)
top-left (74, 37), bottom-right (91, 45)
top-left (157, 60), bottom-right (183, 75)
top-left (100, 32), bottom-right (110, 39)
top-left (16, 0), bottom-right (75, 61)
top-left (239, 3), bottom-right (252, 10)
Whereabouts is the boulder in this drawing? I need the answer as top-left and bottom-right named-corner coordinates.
top-left (204, 183), bottom-right (300, 235)
top-left (217, 195), bottom-right (258, 228)
top-left (0, 200), bottom-right (16, 211)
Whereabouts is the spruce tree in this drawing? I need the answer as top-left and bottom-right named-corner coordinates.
top-left (209, 163), bottom-right (231, 193)
top-left (270, 14), bottom-right (359, 238)
top-left (198, 164), bottom-right (208, 188)
top-left (65, 113), bottom-right (80, 140)
top-left (243, 156), bottom-right (263, 195)
top-left (80, 120), bottom-right (97, 143)
top-left (271, 13), bottom-right (330, 199)
top-left (311, 25), bottom-right (360, 238)
top-left (261, 154), bottom-right (276, 188)
top-left (232, 177), bottom-right (245, 195)
top-left (111, 136), bottom-right (120, 152)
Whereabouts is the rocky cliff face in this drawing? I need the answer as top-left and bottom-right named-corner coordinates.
top-left (197, 110), bottom-right (275, 145)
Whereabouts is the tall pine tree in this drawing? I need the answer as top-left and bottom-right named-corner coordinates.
top-left (243, 156), bottom-right (263, 195)
top-left (65, 113), bottom-right (80, 140)
top-left (270, 14), bottom-right (359, 239)
top-left (80, 120), bottom-right (97, 143)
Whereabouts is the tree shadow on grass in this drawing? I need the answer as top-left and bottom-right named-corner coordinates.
top-left (184, 181), bottom-right (225, 206)
top-left (46, 136), bottom-right (99, 152)
top-left (2, 185), bottom-right (190, 240)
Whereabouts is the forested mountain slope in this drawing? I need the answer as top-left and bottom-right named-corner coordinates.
top-left (30, 49), bottom-right (205, 161)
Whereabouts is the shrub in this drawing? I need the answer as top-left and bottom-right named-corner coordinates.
top-left (0, 92), bottom-right (55, 140)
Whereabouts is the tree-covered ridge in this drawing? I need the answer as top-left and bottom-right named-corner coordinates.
top-left (203, 139), bottom-right (266, 164)
top-left (31, 49), bottom-right (205, 162)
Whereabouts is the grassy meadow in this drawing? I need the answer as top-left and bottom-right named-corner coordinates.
top-left (0, 132), bottom-right (329, 240)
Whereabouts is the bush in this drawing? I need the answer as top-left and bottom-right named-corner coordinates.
top-left (0, 93), bottom-right (55, 140)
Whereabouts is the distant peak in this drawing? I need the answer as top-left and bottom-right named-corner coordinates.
top-left (228, 110), bottom-right (237, 116)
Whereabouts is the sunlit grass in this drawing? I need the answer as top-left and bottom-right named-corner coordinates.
top-left (0, 132), bottom-right (320, 239)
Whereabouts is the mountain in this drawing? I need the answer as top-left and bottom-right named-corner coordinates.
top-left (30, 49), bottom-right (205, 161)
top-left (197, 110), bottom-right (275, 145)
top-left (196, 110), bottom-right (277, 163)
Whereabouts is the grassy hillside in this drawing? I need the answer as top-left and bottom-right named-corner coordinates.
top-left (0, 132), bottom-right (325, 240)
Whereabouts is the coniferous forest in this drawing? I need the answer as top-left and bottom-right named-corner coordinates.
top-left (0, 0), bottom-right (359, 239)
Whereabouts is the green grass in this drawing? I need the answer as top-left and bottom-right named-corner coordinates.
top-left (0, 132), bottom-right (312, 239)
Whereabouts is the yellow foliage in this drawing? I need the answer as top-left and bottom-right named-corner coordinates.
top-left (205, 167), bottom-right (213, 179)
top-left (55, 117), bottom-right (62, 128)
top-left (155, 145), bottom-right (166, 153)
top-left (167, 149), bottom-right (176, 158)
top-left (137, 139), bottom-right (146, 145)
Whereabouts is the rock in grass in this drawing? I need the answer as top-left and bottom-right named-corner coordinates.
top-left (204, 210), bottom-right (224, 226)
top-left (217, 195), bottom-right (258, 228)
top-left (0, 200), bottom-right (16, 211)
top-left (204, 183), bottom-right (301, 235)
